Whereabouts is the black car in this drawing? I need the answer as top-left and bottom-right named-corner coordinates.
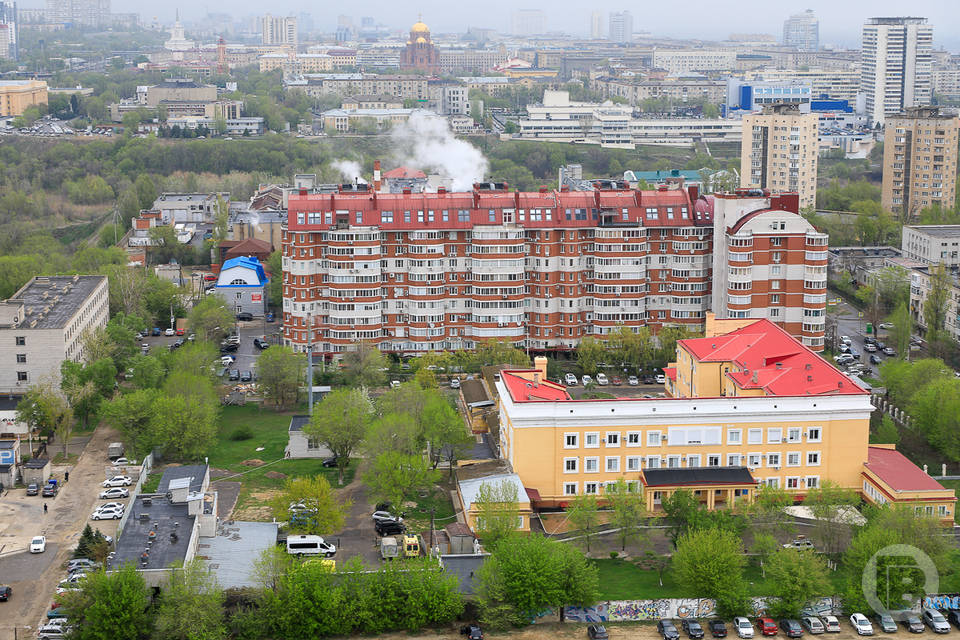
top-left (236, 312), bottom-right (253, 322)
top-left (321, 457), bottom-right (338, 468)
top-left (659, 620), bottom-right (681, 640)
top-left (253, 338), bottom-right (270, 350)
top-left (41, 484), bottom-right (57, 497)
top-left (0, 585), bottom-right (10, 601)
top-left (948, 609), bottom-right (960, 630)
top-left (460, 624), bottom-right (483, 640)
top-left (26, 483), bottom-right (39, 496)
top-left (709, 620), bottom-right (728, 638)
top-left (220, 342), bottom-right (238, 352)
top-left (683, 620), bottom-right (705, 639)
top-left (375, 519), bottom-right (406, 536)
top-left (864, 336), bottom-right (876, 345)
top-left (240, 371), bottom-right (253, 382)
top-left (902, 616), bottom-right (924, 633)
top-left (588, 624), bottom-right (610, 640)
top-left (780, 619), bottom-right (803, 638)
top-left (228, 370), bottom-right (240, 381)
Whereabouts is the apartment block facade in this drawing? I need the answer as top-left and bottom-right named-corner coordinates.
top-left (261, 14), bottom-right (297, 47)
top-left (881, 107), bottom-right (959, 217)
top-left (902, 224), bottom-right (960, 266)
top-left (860, 17), bottom-right (933, 127)
top-left (494, 319), bottom-right (955, 522)
top-left (782, 10), bottom-right (819, 52)
top-left (281, 184), bottom-right (820, 358)
top-left (740, 103), bottom-right (819, 209)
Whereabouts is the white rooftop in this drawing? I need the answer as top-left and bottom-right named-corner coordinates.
top-left (458, 473), bottom-right (530, 511)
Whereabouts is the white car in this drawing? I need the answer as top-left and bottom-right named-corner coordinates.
top-left (38, 622), bottom-right (72, 640)
top-left (449, 378), bottom-right (460, 389)
top-left (91, 507), bottom-right (123, 520)
top-left (102, 475), bottom-right (132, 487)
top-left (628, 375), bottom-right (639, 386)
top-left (30, 535), bottom-right (46, 553)
top-left (864, 343), bottom-right (877, 352)
top-left (59, 572), bottom-right (86, 585)
top-left (850, 613), bottom-right (874, 636)
top-left (564, 373), bottom-right (578, 386)
top-left (595, 373), bottom-right (609, 386)
top-left (220, 355), bottom-right (236, 366)
top-left (733, 616), bottom-right (755, 639)
top-left (112, 457), bottom-right (131, 466)
top-left (840, 335), bottom-right (852, 345)
top-left (164, 328), bottom-right (175, 336)
top-left (97, 502), bottom-right (125, 511)
top-left (655, 374), bottom-right (666, 384)
top-left (99, 487), bottom-right (129, 499)
top-left (822, 616), bottom-right (841, 633)
top-left (581, 374), bottom-right (593, 386)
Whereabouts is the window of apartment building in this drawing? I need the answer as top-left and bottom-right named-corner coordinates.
top-left (646, 456), bottom-right (661, 469)
top-left (488, 210), bottom-right (496, 223)
top-left (16, 372), bottom-right (27, 382)
top-left (770, 294), bottom-right (781, 304)
top-left (685, 454), bottom-right (700, 467)
top-left (768, 428), bottom-right (782, 443)
top-left (15, 336), bottom-right (25, 346)
top-left (787, 427), bottom-right (801, 443)
top-left (584, 482), bottom-right (598, 495)
top-left (770, 264), bottom-right (782, 276)
top-left (805, 476), bottom-right (819, 489)
top-left (403, 211), bottom-right (411, 223)
top-left (626, 456), bottom-right (641, 471)
top-left (770, 280), bottom-right (781, 290)
top-left (442, 210), bottom-right (449, 222)
top-left (585, 433), bottom-right (599, 448)
top-left (606, 457), bottom-right (620, 472)
top-left (747, 453), bottom-right (762, 468)
top-left (458, 209), bottom-right (470, 222)
top-left (605, 432), bottom-right (620, 447)
top-left (564, 482), bottom-right (577, 496)
top-left (646, 431), bottom-right (662, 446)
top-left (771, 237), bottom-right (783, 247)
top-left (707, 454), bottom-right (721, 467)
top-left (787, 452), bottom-right (801, 467)
top-left (765, 478), bottom-right (780, 488)
top-left (748, 428), bottom-right (763, 444)
top-left (786, 476), bottom-right (800, 489)
top-left (563, 457), bottom-right (579, 473)
top-left (16, 354), bottom-right (26, 363)
top-left (807, 451), bottom-right (821, 466)
top-left (769, 308), bottom-right (781, 318)
top-left (667, 455), bottom-right (681, 468)
top-left (727, 429), bottom-right (741, 445)
top-left (807, 427), bottom-right (821, 442)
top-left (584, 457), bottom-right (599, 473)
top-left (767, 453), bottom-right (781, 467)
top-left (564, 433), bottom-right (579, 448)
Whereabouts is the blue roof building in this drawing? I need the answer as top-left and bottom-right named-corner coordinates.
top-left (213, 256), bottom-right (269, 316)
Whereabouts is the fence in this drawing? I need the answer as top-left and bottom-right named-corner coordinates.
top-left (539, 597), bottom-right (838, 624)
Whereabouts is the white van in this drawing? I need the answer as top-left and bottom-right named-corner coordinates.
top-left (286, 535), bottom-right (336, 557)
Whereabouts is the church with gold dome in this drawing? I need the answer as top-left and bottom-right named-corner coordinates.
top-left (400, 17), bottom-right (439, 73)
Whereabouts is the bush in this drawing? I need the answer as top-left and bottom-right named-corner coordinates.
top-left (230, 426), bottom-right (253, 441)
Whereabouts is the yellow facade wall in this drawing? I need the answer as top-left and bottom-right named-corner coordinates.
top-left (0, 80), bottom-right (48, 117)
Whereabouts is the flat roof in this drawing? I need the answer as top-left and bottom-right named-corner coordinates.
top-left (458, 473), bottom-right (530, 511)
top-left (289, 415), bottom-right (309, 432)
top-left (23, 458), bottom-right (49, 468)
top-left (8, 276), bottom-right (106, 330)
top-left (642, 466), bottom-right (755, 487)
top-left (440, 554), bottom-right (487, 595)
top-left (157, 465), bottom-right (207, 494)
top-left (866, 446), bottom-right (951, 493)
top-left (111, 495), bottom-right (194, 570)
top-left (904, 225), bottom-right (960, 238)
top-left (199, 521), bottom-right (278, 589)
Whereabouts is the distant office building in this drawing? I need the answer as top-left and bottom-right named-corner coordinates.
top-left (860, 17), bottom-right (933, 127)
top-left (0, 79), bottom-right (47, 116)
top-left (652, 49), bottom-right (737, 73)
top-left (261, 14), bottom-right (297, 47)
top-left (0, 2), bottom-right (18, 60)
top-left (726, 79), bottom-right (812, 116)
top-left (782, 10), bottom-right (819, 51)
top-left (902, 225), bottom-right (960, 267)
top-left (510, 9), bottom-right (545, 36)
top-left (608, 11), bottom-right (632, 44)
top-left (740, 103), bottom-right (819, 209)
top-left (44, 0), bottom-right (109, 27)
top-left (881, 106), bottom-right (959, 217)
top-left (590, 11), bottom-right (602, 39)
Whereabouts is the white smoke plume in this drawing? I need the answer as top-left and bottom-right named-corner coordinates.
top-left (331, 159), bottom-right (364, 183)
top-left (390, 112), bottom-right (488, 191)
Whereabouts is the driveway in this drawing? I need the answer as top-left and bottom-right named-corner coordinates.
top-left (331, 462), bottom-right (383, 567)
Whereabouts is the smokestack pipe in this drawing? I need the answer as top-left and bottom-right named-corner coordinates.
top-left (373, 160), bottom-right (381, 193)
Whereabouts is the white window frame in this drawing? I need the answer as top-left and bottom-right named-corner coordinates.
top-left (646, 455), bottom-right (661, 469)
top-left (687, 454), bottom-right (701, 468)
top-left (787, 427), bottom-right (801, 443)
top-left (584, 482), bottom-right (598, 495)
top-left (605, 456), bottom-right (620, 472)
top-left (767, 427), bottom-right (783, 443)
top-left (785, 476), bottom-right (800, 489)
top-left (584, 432), bottom-right (600, 448)
top-left (786, 451), bottom-right (802, 467)
top-left (563, 457), bottom-right (579, 474)
top-left (727, 429), bottom-right (742, 445)
top-left (767, 452), bottom-right (781, 468)
top-left (564, 433), bottom-right (579, 449)
top-left (584, 456), bottom-right (599, 473)
top-left (605, 432), bottom-right (621, 448)
top-left (806, 427), bottom-right (822, 443)
top-left (647, 431), bottom-right (662, 447)
top-left (807, 451), bottom-right (821, 466)
top-left (748, 428), bottom-right (763, 444)
top-left (626, 431), bottom-right (641, 447)
top-left (667, 455), bottom-right (681, 468)
top-left (727, 453), bottom-right (742, 466)
top-left (805, 475), bottom-right (820, 489)
top-left (707, 454), bottom-right (721, 467)
top-left (563, 482), bottom-right (578, 496)
top-left (747, 453), bottom-right (762, 468)
top-left (626, 456), bottom-right (641, 472)
top-left (765, 477), bottom-right (780, 488)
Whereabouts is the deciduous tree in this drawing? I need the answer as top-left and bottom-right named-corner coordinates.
top-left (607, 478), bottom-right (647, 551)
top-left (805, 480), bottom-right (859, 556)
top-left (672, 527), bottom-right (749, 618)
top-left (256, 345), bottom-right (306, 409)
top-left (153, 559), bottom-right (227, 640)
top-left (766, 548), bottom-right (832, 617)
top-left (59, 564), bottom-right (151, 640)
top-left (188, 295), bottom-right (234, 343)
top-left (568, 492), bottom-right (600, 552)
top-left (363, 451), bottom-right (439, 514)
top-left (268, 475), bottom-right (349, 535)
top-left (473, 478), bottom-right (521, 548)
top-left (341, 341), bottom-right (388, 388)
top-left (304, 388), bottom-right (373, 484)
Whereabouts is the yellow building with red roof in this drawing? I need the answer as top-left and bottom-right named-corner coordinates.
top-left (492, 315), bottom-right (955, 523)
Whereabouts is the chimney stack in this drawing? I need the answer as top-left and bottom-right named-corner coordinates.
top-left (534, 356), bottom-right (548, 381)
top-left (373, 160), bottom-right (382, 192)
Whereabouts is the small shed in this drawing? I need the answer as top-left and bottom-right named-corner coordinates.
top-left (22, 458), bottom-right (50, 485)
top-left (445, 522), bottom-right (477, 555)
top-left (459, 379), bottom-right (494, 434)
top-left (284, 415), bottom-right (332, 459)
top-left (0, 440), bottom-right (21, 488)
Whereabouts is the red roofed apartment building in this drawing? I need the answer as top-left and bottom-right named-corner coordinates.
top-left (281, 181), bottom-right (827, 357)
top-left (489, 317), bottom-right (955, 524)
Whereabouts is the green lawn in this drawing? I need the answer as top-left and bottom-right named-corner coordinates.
top-left (401, 485), bottom-right (457, 530)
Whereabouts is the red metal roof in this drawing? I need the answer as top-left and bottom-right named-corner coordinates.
top-left (865, 447), bottom-right (951, 493)
top-left (679, 319), bottom-right (867, 397)
top-left (501, 371), bottom-right (571, 402)
top-left (382, 166), bottom-right (426, 179)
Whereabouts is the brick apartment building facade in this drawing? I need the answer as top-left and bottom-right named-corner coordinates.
top-left (280, 183), bottom-right (824, 358)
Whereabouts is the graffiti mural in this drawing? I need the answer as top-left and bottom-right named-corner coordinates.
top-left (561, 596), bottom-right (845, 622)
top-left (563, 602), bottom-right (609, 622)
top-left (607, 600), bottom-right (669, 620)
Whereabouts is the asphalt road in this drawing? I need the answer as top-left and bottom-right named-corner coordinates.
top-left (830, 299), bottom-right (899, 380)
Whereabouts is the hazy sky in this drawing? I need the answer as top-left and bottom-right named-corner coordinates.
top-left (125, 1), bottom-right (960, 50)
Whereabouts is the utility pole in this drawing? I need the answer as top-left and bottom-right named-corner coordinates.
top-left (306, 312), bottom-right (314, 415)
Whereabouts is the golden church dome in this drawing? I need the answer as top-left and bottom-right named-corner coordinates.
top-left (411, 21), bottom-right (429, 33)
top-left (416, 36), bottom-right (427, 43)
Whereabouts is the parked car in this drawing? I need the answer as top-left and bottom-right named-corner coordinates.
top-left (228, 370), bottom-right (240, 381)
top-left (30, 536), bottom-right (46, 553)
top-left (870, 355), bottom-right (882, 365)
top-left (321, 457), bottom-right (338, 468)
top-left (734, 617), bottom-right (755, 639)
top-left (0, 585), bottom-right (10, 601)
top-left (643, 375), bottom-right (655, 384)
top-left (780, 620), bottom-right (803, 638)
top-left (840, 335), bottom-right (852, 345)
top-left (902, 616), bottom-right (924, 633)
top-left (42, 483), bottom-right (57, 497)
top-left (875, 614), bottom-right (897, 633)
top-left (783, 536), bottom-right (814, 550)
top-left (947, 609), bottom-right (960, 630)
top-left (822, 616), bottom-right (841, 633)
top-left (97, 502), bottom-right (125, 512)
top-left (611, 376), bottom-right (623, 386)
top-left (99, 487), bottom-right (129, 499)
top-left (102, 475), bottom-right (132, 487)
top-left (864, 336), bottom-right (876, 345)
top-left (656, 373), bottom-right (666, 384)
top-left (236, 312), bottom-right (253, 321)
top-left (922, 608), bottom-right (950, 633)
top-left (91, 507), bottom-right (123, 520)
top-left (460, 623), bottom-right (484, 640)
top-left (582, 374), bottom-right (593, 386)
top-left (865, 343), bottom-right (878, 352)
top-left (151, 327), bottom-right (161, 336)
top-left (66, 558), bottom-right (99, 572)
top-left (850, 613), bottom-right (874, 636)
top-left (683, 619), bottom-right (705, 639)
top-left (253, 337), bottom-right (270, 350)
top-left (802, 617), bottom-right (825, 634)
top-left (372, 510), bottom-right (402, 524)
top-left (220, 355), bottom-right (235, 366)
top-left (565, 373), bottom-right (578, 386)
top-left (113, 457), bottom-right (133, 466)
top-left (450, 378), bottom-right (461, 389)
top-left (659, 620), bottom-right (681, 640)
top-left (375, 519), bottom-right (405, 536)
top-left (26, 483), bottom-right (39, 496)
top-left (628, 375), bottom-right (639, 386)
top-left (596, 373), bottom-right (609, 386)
top-left (164, 328), bottom-right (175, 336)
top-left (709, 620), bottom-right (728, 638)
top-left (220, 342), bottom-right (238, 353)
top-left (240, 371), bottom-right (253, 382)
top-left (588, 624), bottom-right (610, 640)
top-left (757, 618), bottom-right (778, 636)
top-left (883, 347), bottom-right (897, 356)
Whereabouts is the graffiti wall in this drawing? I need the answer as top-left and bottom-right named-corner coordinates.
top-left (561, 596), bottom-right (836, 623)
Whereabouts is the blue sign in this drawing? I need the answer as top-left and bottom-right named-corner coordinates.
top-left (0, 450), bottom-right (14, 465)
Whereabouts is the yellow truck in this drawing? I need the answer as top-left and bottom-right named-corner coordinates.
top-left (380, 535), bottom-right (421, 560)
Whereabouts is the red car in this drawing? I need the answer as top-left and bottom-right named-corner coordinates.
top-left (757, 618), bottom-right (778, 636)
top-left (175, 328), bottom-right (185, 336)
top-left (203, 274), bottom-right (217, 282)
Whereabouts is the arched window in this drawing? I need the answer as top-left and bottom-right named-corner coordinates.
top-left (230, 278), bottom-right (247, 285)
